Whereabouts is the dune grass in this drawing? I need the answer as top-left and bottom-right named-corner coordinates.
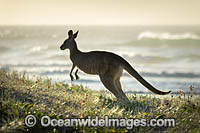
top-left (0, 69), bottom-right (200, 132)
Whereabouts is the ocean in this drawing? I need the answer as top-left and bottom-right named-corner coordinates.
top-left (0, 25), bottom-right (200, 94)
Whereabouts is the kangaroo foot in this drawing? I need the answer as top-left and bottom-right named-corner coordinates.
top-left (117, 96), bottom-right (130, 104)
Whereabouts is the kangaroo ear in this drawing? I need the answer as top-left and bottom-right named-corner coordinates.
top-left (73, 31), bottom-right (79, 39)
top-left (68, 30), bottom-right (73, 38)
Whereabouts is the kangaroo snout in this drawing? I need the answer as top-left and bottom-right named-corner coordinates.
top-left (60, 45), bottom-right (65, 50)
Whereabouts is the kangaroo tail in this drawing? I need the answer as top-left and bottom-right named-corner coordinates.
top-left (122, 60), bottom-right (171, 95)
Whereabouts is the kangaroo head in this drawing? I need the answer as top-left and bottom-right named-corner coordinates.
top-left (60, 30), bottom-right (79, 50)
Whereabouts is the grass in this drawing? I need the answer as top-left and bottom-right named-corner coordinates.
top-left (0, 69), bottom-right (200, 132)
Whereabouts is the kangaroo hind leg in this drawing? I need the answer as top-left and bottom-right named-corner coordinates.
top-left (99, 75), bottom-right (124, 102)
top-left (115, 79), bottom-right (130, 103)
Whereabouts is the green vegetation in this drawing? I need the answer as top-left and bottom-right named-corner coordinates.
top-left (0, 69), bottom-right (200, 132)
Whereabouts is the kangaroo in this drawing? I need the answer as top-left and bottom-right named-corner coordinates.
top-left (60, 30), bottom-right (171, 103)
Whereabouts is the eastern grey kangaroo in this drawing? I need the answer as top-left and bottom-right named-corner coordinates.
top-left (60, 30), bottom-right (171, 102)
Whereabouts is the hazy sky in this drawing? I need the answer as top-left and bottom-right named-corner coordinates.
top-left (0, 0), bottom-right (200, 25)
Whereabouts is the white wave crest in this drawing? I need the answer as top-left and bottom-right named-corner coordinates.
top-left (137, 31), bottom-right (200, 40)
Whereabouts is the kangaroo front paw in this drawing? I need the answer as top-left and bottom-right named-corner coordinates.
top-left (70, 74), bottom-right (74, 81)
top-left (75, 75), bottom-right (79, 80)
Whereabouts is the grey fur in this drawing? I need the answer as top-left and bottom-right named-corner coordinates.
top-left (60, 30), bottom-right (171, 103)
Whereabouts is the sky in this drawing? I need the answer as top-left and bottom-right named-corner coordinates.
top-left (0, 0), bottom-right (200, 25)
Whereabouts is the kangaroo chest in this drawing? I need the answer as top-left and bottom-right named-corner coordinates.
top-left (76, 59), bottom-right (101, 75)
top-left (71, 56), bottom-right (107, 75)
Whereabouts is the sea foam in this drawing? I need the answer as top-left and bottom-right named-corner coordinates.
top-left (137, 31), bottom-right (200, 40)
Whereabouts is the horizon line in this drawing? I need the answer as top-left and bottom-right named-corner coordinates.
top-left (0, 24), bottom-right (200, 27)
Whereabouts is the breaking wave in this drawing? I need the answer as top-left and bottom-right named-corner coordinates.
top-left (137, 31), bottom-right (200, 40)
